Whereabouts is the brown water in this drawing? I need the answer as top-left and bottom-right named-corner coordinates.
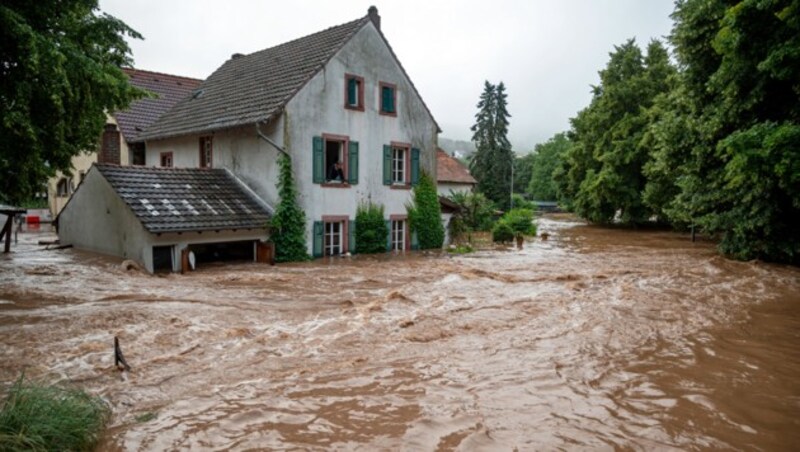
top-left (1, 216), bottom-right (799, 450)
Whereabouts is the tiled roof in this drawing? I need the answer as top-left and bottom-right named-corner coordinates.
top-left (437, 149), bottom-right (477, 185)
top-left (115, 68), bottom-right (202, 143)
top-left (139, 17), bottom-right (368, 141)
top-left (95, 164), bottom-right (272, 234)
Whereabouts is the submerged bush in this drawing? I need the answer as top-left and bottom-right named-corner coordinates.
top-left (492, 221), bottom-right (514, 243)
top-left (0, 376), bottom-right (110, 451)
top-left (355, 201), bottom-right (388, 254)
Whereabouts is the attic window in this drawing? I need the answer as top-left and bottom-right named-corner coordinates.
top-left (344, 74), bottom-right (364, 111)
top-left (380, 82), bottom-right (397, 116)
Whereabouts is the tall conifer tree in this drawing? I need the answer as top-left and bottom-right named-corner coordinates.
top-left (470, 81), bottom-right (514, 210)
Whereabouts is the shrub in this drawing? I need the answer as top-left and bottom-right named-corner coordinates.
top-left (511, 194), bottom-right (535, 210)
top-left (407, 172), bottom-right (444, 249)
top-left (355, 201), bottom-right (388, 254)
top-left (492, 221), bottom-right (515, 243)
top-left (447, 191), bottom-right (496, 232)
top-left (269, 155), bottom-right (309, 262)
top-left (0, 375), bottom-right (110, 451)
top-left (502, 208), bottom-right (537, 237)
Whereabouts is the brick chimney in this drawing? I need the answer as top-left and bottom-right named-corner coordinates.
top-left (99, 123), bottom-right (121, 164)
top-left (368, 6), bottom-right (380, 31)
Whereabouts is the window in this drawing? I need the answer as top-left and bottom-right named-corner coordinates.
top-left (313, 135), bottom-right (359, 185)
top-left (199, 136), bottom-right (212, 168)
top-left (391, 219), bottom-right (406, 251)
top-left (160, 152), bottom-right (173, 168)
top-left (325, 221), bottom-right (343, 256)
top-left (380, 82), bottom-right (396, 116)
top-left (131, 143), bottom-right (146, 166)
top-left (383, 144), bottom-right (420, 186)
top-left (56, 178), bottom-right (70, 197)
top-left (344, 74), bottom-right (364, 111)
top-left (392, 146), bottom-right (406, 184)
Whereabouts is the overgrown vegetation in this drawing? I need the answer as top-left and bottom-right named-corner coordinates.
top-left (269, 155), bottom-right (309, 262)
top-left (0, 375), bottom-right (110, 451)
top-left (355, 201), bottom-right (388, 254)
top-left (528, 132), bottom-right (571, 201)
top-left (447, 191), bottom-right (496, 235)
top-left (491, 221), bottom-right (514, 243)
top-left (0, 1), bottom-right (146, 205)
top-left (407, 172), bottom-right (444, 249)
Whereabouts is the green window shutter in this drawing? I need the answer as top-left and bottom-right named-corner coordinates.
top-left (348, 220), bottom-right (356, 254)
top-left (386, 220), bottom-right (392, 251)
top-left (313, 221), bottom-right (324, 257)
top-left (347, 78), bottom-right (357, 106)
top-left (348, 141), bottom-right (359, 185)
top-left (411, 147), bottom-right (420, 185)
top-left (411, 229), bottom-right (419, 250)
top-left (312, 136), bottom-right (324, 183)
top-left (382, 86), bottom-right (395, 113)
top-left (383, 145), bottom-right (392, 185)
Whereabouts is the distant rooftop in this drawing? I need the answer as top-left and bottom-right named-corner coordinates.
top-left (437, 148), bottom-right (477, 185)
top-left (115, 68), bottom-right (203, 143)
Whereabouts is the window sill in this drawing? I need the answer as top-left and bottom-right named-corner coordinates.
top-left (344, 105), bottom-right (365, 112)
top-left (321, 182), bottom-right (352, 188)
top-left (389, 183), bottom-right (411, 190)
top-left (379, 111), bottom-right (397, 117)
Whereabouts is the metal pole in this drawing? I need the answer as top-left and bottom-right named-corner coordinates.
top-left (510, 158), bottom-right (514, 209)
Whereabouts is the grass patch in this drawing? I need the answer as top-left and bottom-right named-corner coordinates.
top-left (0, 375), bottom-right (110, 451)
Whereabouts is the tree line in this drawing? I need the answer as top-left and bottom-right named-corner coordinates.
top-left (472, 0), bottom-right (798, 264)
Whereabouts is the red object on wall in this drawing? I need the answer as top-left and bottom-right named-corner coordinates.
top-left (26, 215), bottom-right (40, 224)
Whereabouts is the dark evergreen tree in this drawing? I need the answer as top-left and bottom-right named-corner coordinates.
top-left (269, 155), bottom-right (309, 262)
top-left (0, 1), bottom-right (145, 204)
top-left (407, 172), bottom-right (444, 249)
top-left (469, 81), bottom-right (514, 210)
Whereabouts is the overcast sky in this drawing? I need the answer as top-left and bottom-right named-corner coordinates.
top-left (99, 0), bottom-right (675, 152)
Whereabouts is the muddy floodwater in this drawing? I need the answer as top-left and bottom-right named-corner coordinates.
top-left (1, 216), bottom-right (799, 450)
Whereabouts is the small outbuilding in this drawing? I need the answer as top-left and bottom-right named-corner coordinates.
top-left (57, 164), bottom-right (273, 273)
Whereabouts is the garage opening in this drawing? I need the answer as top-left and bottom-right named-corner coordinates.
top-left (187, 240), bottom-right (255, 268)
top-left (152, 245), bottom-right (174, 273)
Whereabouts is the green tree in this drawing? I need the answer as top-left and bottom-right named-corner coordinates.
top-left (528, 132), bottom-right (571, 201)
top-left (470, 81), bottom-right (514, 210)
top-left (659, 0), bottom-right (800, 263)
top-left (447, 191), bottom-right (495, 232)
top-left (513, 152), bottom-right (535, 195)
top-left (355, 201), bottom-right (388, 254)
top-left (407, 172), bottom-right (444, 249)
top-left (560, 39), bottom-right (674, 224)
top-left (0, 1), bottom-right (145, 204)
top-left (269, 155), bottom-right (309, 262)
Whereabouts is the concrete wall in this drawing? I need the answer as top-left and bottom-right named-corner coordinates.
top-left (58, 167), bottom-right (151, 265)
top-left (437, 182), bottom-right (475, 198)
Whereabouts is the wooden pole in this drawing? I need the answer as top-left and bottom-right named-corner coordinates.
top-left (114, 336), bottom-right (131, 371)
top-left (2, 215), bottom-right (12, 253)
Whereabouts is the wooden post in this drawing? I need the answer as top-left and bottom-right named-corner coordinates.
top-left (114, 336), bottom-right (131, 372)
top-left (2, 215), bottom-right (12, 253)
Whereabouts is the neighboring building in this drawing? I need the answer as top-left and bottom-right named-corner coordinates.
top-left (139, 7), bottom-right (440, 258)
top-left (47, 69), bottom-right (202, 216)
top-left (58, 165), bottom-right (272, 273)
top-left (436, 148), bottom-right (476, 197)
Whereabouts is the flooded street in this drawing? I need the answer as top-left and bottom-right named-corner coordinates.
top-left (1, 216), bottom-right (799, 450)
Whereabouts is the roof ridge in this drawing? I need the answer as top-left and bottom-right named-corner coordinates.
top-left (242, 16), bottom-right (368, 61)
top-left (122, 67), bottom-right (203, 83)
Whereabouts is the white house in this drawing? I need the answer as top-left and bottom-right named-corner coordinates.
top-left (139, 7), bottom-right (441, 258)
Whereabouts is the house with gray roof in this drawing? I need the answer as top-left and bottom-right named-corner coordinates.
top-left (58, 164), bottom-right (273, 272)
top-left (140, 6), bottom-right (440, 257)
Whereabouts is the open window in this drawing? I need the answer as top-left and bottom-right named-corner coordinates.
top-left (56, 178), bottom-right (70, 197)
top-left (130, 143), bottom-right (146, 165)
top-left (160, 152), bottom-right (173, 168)
top-left (313, 135), bottom-right (359, 185)
top-left (344, 74), bottom-right (364, 111)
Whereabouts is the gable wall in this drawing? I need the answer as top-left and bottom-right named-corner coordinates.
top-left (284, 22), bottom-right (439, 252)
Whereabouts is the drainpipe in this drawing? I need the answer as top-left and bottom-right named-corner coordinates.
top-left (256, 121), bottom-right (290, 159)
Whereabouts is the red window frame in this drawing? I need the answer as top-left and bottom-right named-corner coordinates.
top-left (344, 74), bottom-right (365, 111)
top-left (379, 81), bottom-right (397, 117)
top-left (322, 133), bottom-right (350, 187)
top-left (389, 214), bottom-right (410, 251)
top-left (160, 152), bottom-right (173, 168)
top-left (322, 215), bottom-right (349, 256)
top-left (199, 136), bottom-right (213, 168)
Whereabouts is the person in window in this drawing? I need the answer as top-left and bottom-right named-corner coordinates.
top-left (327, 161), bottom-right (344, 182)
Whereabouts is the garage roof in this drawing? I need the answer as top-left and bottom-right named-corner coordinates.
top-left (96, 164), bottom-right (272, 234)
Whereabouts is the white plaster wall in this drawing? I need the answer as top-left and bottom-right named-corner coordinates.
top-left (285, 22), bottom-right (439, 253)
top-left (437, 182), bottom-right (475, 198)
top-left (57, 168), bottom-right (151, 265)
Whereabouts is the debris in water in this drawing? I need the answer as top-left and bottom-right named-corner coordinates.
top-left (114, 336), bottom-right (131, 372)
